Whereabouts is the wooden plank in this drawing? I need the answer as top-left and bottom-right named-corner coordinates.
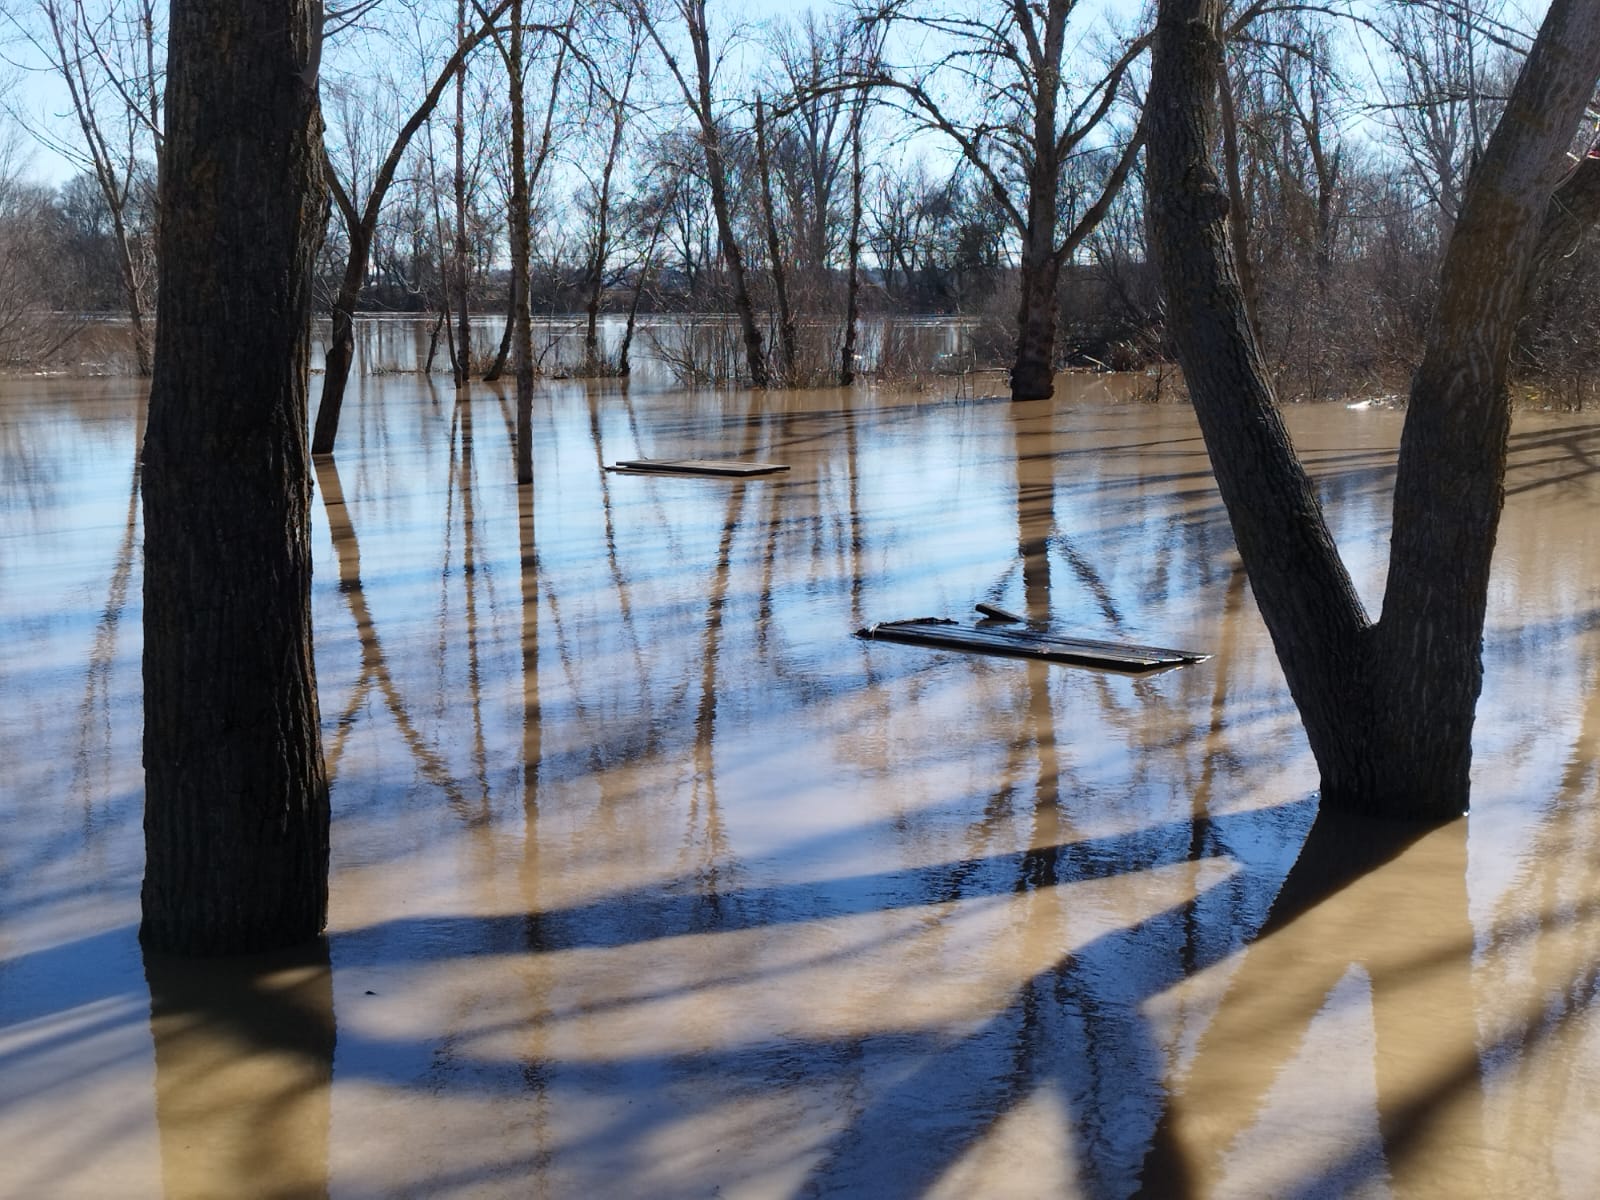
top-left (607, 458), bottom-right (789, 477)
top-left (856, 618), bottom-right (1209, 672)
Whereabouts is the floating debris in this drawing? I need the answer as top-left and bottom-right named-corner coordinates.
top-left (856, 616), bottom-right (1208, 672)
top-left (974, 602), bottom-right (1027, 624)
top-left (605, 458), bottom-right (790, 477)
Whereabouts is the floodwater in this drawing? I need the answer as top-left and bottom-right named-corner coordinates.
top-left (3, 371), bottom-right (1600, 1199)
top-left (312, 313), bottom-right (980, 386)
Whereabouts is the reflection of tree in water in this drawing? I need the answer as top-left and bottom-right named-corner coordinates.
top-left (297, 386), bottom-right (1588, 1194)
top-left (1470, 638), bottom-right (1600, 1196)
top-left (984, 404), bottom-right (1532, 1195)
top-left (70, 402), bottom-right (144, 822)
top-left (442, 392), bottom-right (494, 819)
top-left (316, 454), bottom-right (474, 819)
top-left (870, 404), bottom-right (1283, 1196)
top-left (685, 395), bottom-right (767, 896)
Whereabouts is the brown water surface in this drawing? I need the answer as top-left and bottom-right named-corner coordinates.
top-left (3, 375), bottom-right (1600, 1198)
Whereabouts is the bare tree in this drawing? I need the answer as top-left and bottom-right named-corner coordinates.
top-left (1224, 9), bottom-right (1357, 396)
top-left (312, 0), bottom-right (514, 455)
top-left (481, 0), bottom-right (579, 383)
top-left (859, 0), bottom-right (1149, 399)
top-left (1365, 0), bottom-right (1519, 243)
top-left (768, 12), bottom-right (874, 284)
top-left (1145, 0), bottom-right (1600, 817)
top-left (572, 3), bottom-right (646, 374)
top-left (452, 0), bottom-right (473, 384)
top-left (839, 86), bottom-right (865, 384)
top-left (631, 0), bottom-right (768, 385)
top-left (508, 0), bottom-right (535, 482)
top-left (753, 93), bottom-right (796, 380)
top-left (5, 0), bottom-right (163, 373)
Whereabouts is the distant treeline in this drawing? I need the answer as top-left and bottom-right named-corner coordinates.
top-left (3, 0), bottom-right (1599, 403)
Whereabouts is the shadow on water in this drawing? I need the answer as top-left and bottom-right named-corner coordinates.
top-left (8, 380), bottom-right (1600, 1196)
top-left (24, 794), bottom-right (1558, 1198)
top-left (1138, 811), bottom-right (1480, 1197)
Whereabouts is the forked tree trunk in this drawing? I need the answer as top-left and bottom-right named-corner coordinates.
top-left (142, 0), bottom-right (329, 954)
top-left (1145, 0), bottom-right (1600, 818)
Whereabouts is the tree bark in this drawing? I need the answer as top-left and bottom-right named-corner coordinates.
top-left (1009, 4), bottom-right (1066, 403)
top-left (1145, 0), bottom-right (1600, 818)
top-left (452, 0), bottom-right (472, 386)
top-left (840, 97), bottom-right (864, 387)
top-left (509, 0), bottom-right (535, 486)
top-left (1010, 228), bottom-right (1063, 401)
top-left (142, 0), bottom-right (329, 954)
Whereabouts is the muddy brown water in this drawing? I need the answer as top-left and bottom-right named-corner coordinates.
top-left (3, 373), bottom-right (1599, 1198)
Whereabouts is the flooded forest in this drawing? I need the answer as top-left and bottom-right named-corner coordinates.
top-left (5, 0), bottom-right (1600, 1197)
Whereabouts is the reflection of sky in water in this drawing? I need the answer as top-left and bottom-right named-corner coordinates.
top-left (3, 374), bottom-right (1600, 1197)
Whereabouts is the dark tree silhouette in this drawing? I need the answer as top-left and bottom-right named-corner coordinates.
top-left (141, 0), bottom-right (330, 953)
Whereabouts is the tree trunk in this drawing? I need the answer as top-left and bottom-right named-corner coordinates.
top-left (1008, 9), bottom-right (1065, 403)
top-left (113, 217), bottom-right (155, 377)
top-left (583, 251), bottom-right (605, 372)
top-left (1011, 242), bottom-right (1062, 401)
top-left (1145, 0), bottom-right (1600, 818)
top-left (1216, 60), bottom-right (1259, 328)
top-left (484, 270), bottom-right (515, 382)
top-left (678, 0), bottom-right (766, 386)
top-left (755, 95), bottom-right (796, 385)
top-left (704, 150), bottom-right (765, 386)
top-left (452, 0), bottom-right (472, 386)
top-left (620, 207), bottom-right (668, 378)
top-left (312, 227), bottom-right (368, 456)
top-left (508, 0), bottom-right (535, 486)
top-left (424, 310), bottom-right (446, 374)
top-left (141, 0), bottom-right (329, 955)
top-left (311, 2), bottom-right (513, 450)
top-left (583, 103), bottom-right (627, 374)
top-left (840, 99), bottom-right (864, 387)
